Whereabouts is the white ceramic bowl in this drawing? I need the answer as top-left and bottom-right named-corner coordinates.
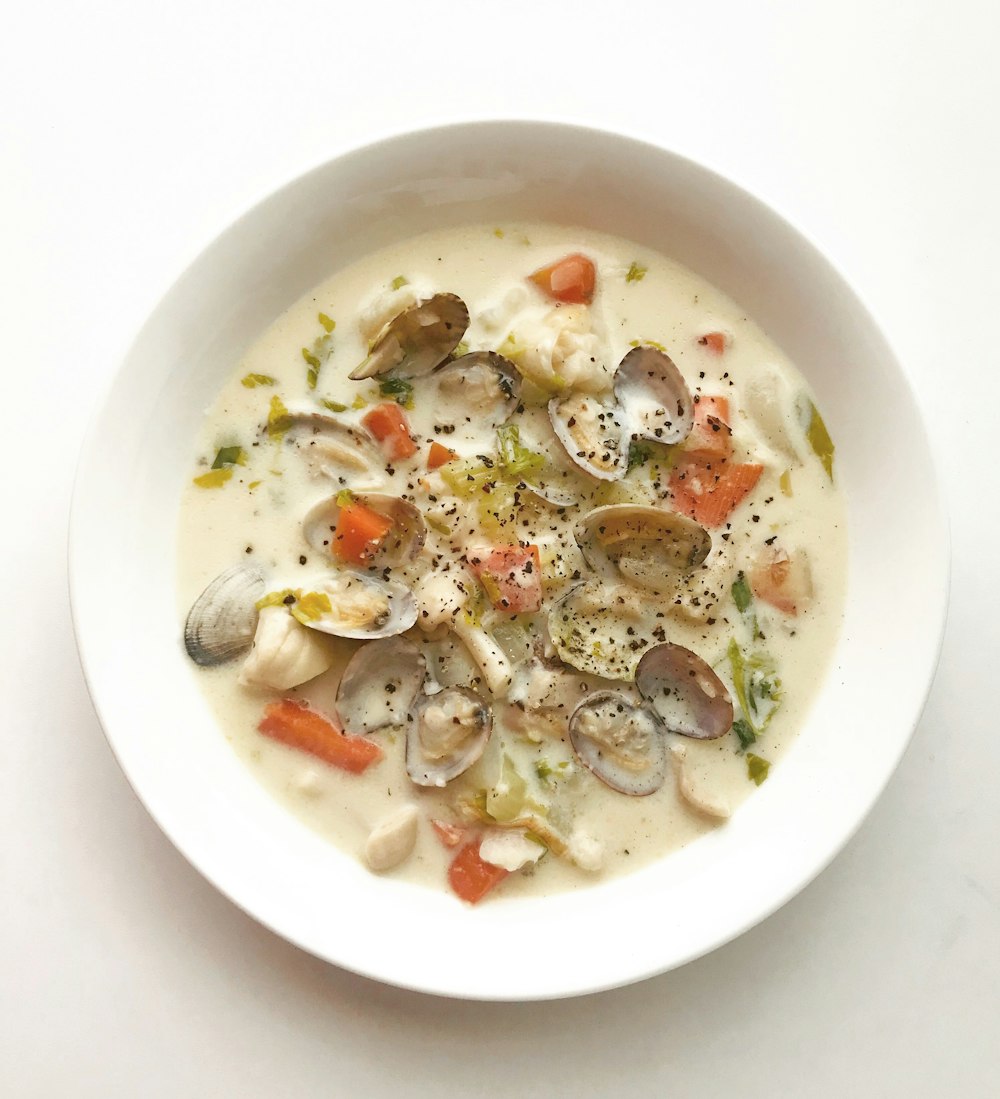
top-left (70, 121), bottom-right (948, 1000)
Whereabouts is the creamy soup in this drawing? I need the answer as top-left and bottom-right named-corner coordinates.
top-left (177, 223), bottom-right (847, 902)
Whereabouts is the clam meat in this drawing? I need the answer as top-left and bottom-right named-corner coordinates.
top-left (568, 691), bottom-right (667, 796)
top-left (548, 393), bottom-right (629, 481)
top-left (296, 571), bottom-right (417, 640)
top-left (406, 686), bottom-right (493, 787)
top-left (613, 345), bottom-right (694, 446)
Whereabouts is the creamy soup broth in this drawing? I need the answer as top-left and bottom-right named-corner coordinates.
top-left (177, 223), bottom-right (847, 901)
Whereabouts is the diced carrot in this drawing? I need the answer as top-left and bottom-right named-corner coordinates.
top-left (447, 840), bottom-right (509, 904)
top-left (669, 461), bottom-right (764, 528)
top-left (749, 545), bottom-right (813, 615)
top-left (528, 253), bottom-right (596, 305)
top-left (362, 402), bottom-right (418, 461)
top-left (698, 331), bottom-right (728, 354)
top-left (468, 544), bottom-right (543, 613)
top-left (431, 819), bottom-right (466, 848)
top-left (258, 699), bottom-right (382, 774)
top-left (332, 501), bottom-right (394, 565)
top-left (683, 395), bottom-right (733, 463)
top-left (427, 441), bottom-right (458, 470)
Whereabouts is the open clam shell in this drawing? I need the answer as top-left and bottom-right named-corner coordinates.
top-left (568, 691), bottom-right (667, 796)
top-left (548, 393), bottom-right (629, 481)
top-left (278, 406), bottom-right (385, 478)
top-left (302, 493), bottom-right (426, 567)
top-left (350, 293), bottom-right (470, 380)
top-left (335, 636), bottom-right (426, 735)
top-left (406, 686), bottom-right (493, 787)
top-left (298, 571), bottom-right (417, 640)
top-left (613, 345), bottom-right (694, 446)
top-left (431, 351), bottom-right (520, 429)
top-left (184, 562), bottom-right (266, 666)
top-left (634, 642), bottom-right (733, 739)
top-left (575, 504), bottom-right (711, 592)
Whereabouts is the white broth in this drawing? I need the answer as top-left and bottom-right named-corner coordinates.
top-left (177, 223), bottom-right (847, 902)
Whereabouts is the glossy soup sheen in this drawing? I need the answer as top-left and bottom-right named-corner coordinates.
top-left (177, 223), bottom-right (847, 902)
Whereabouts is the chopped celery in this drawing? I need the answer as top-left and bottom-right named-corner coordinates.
top-left (425, 513), bottom-right (451, 536)
top-left (496, 424), bottom-right (545, 479)
top-left (241, 372), bottom-right (276, 388)
top-left (625, 261), bottom-right (647, 283)
top-left (335, 488), bottom-right (354, 507)
top-left (317, 312), bottom-right (336, 333)
top-left (247, 480), bottom-right (262, 491)
top-left (492, 619), bottom-right (530, 663)
top-left (732, 571), bottom-right (752, 614)
top-left (779, 469), bottom-right (793, 497)
top-left (192, 467), bottom-right (233, 489)
top-left (390, 275), bottom-right (408, 290)
top-left (805, 402), bottom-right (835, 482)
top-left (256, 588), bottom-right (297, 610)
top-left (440, 460), bottom-right (496, 497)
top-left (534, 759), bottom-right (554, 784)
top-left (747, 754), bottom-right (771, 786)
top-left (211, 445), bottom-right (247, 469)
top-left (351, 394), bottom-right (369, 410)
top-left (321, 398), bottom-right (348, 413)
top-left (627, 441), bottom-right (651, 472)
top-left (301, 347), bottom-right (322, 389)
top-left (487, 754), bottom-right (528, 822)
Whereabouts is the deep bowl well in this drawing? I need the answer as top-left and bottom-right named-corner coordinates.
top-left (70, 121), bottom-right (948, 1000)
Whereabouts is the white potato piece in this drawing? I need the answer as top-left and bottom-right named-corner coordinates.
top-left (414, 569), bottom-right (470, 632)
top-left (238, 606), bottom-right (337, 690)
top-left (670, 743), bottom-right (731, 820)
top-left (364, 804), bottom-right (420, 871)
top-left (567, 828), bottom-right (604, 872)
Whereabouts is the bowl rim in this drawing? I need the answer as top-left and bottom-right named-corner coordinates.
top-left (68, 117), bottom-right (951, 1000)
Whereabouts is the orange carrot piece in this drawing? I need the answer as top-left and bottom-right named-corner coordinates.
top-left (698, 331), bottom-right (728, 354)
top-left (447, 840), bottom-right (509, 904)
top-left (427, 441), bottom-right (458, 470)
top-left (683, 395), bottom-right (733, 463)
top-left (528, 253), bottom-right (596, 305)
top-left (258, 699), bottom-right (382, 774)
top-left (670, 461), bottom-right (764, 528)
top-left (332, 501), bottom-right (394, 565)
top-left (362, 402), bottom-right (418, 461)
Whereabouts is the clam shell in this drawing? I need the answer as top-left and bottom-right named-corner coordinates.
top-left (302, 493), bottom-right (426, 567)
top-left (350, 293), bottom-right (470, 380)
top-left (568, 690), bottom-right (667, 796)
top-left (184, 563), bottom-right (266, 666)
top-left (613, 345), bottom-right (694, 445)
top-left (406, 686), bottom-right (492, 787)
top-left (634, 642), bottom-right (733, 739)
top-left (335, 636), bottom-right (426, 735)
top-left (548, 394), bottom-right (629, 481)
top-left (575, 504), bottom-right (711, 592)
top-left (431, 351), bottom-right (520, 429)
top-left (299, 571), bottom-right (417, 640)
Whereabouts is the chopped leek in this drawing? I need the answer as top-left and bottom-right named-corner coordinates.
top-left (193, 467), bottom-right (233, 489)
top-left (493, 228), bottom-right (505, 238)
top-left (320, 398), bottom-right (348, 413)
top-left (317, 312), bottom-right (336, 333)
top-left (625, 261), bottom-right (647, 283)
top-left (266, 395), bottom-right (290, 440)
top-left (241, 372), bottom-right (276, 388)
top-left (378, 375), bottom-right (415, 407)
top-left (747, 754), bottom-right (771, 786)
top-left (732, 571), bottom-right (753, 614)
top-left (289, 591), bottom-right (332, 625)
top-left (727, 639), bottom-right (783, 739)
top-left (805, 402), bottom-right (835, 482)
top-left (440, 460), bottom-right (496, 497)
top-left (627, 441), bottom-right (651, 472)
top-left (496, 424), bottom-right (545, 479)
top-left (628, 338), bottom-right (669, 353)
top-left (779, 469), bottom-right (793, 497)
top-left (211, 445), bottom-right (247, 469)
top-left (335, 488), bottom-right (354, 507)
top-left (732, 718), bottom-right (756, 751)
top-left (390, 275), bottom-right (408, 290)
top-left (487, 754), bottom-right (528, 822)
top-left (351, 394), bottom-right (369, 410)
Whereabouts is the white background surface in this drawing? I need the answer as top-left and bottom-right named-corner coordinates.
top-left (2, 1), bottom-right (997, 1095)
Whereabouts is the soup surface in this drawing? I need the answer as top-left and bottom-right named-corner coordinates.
top-left (178, 223), bottom-right (847, 903)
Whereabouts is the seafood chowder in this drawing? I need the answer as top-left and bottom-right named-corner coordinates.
top-left (178, 224), bottom-right (847, 904)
